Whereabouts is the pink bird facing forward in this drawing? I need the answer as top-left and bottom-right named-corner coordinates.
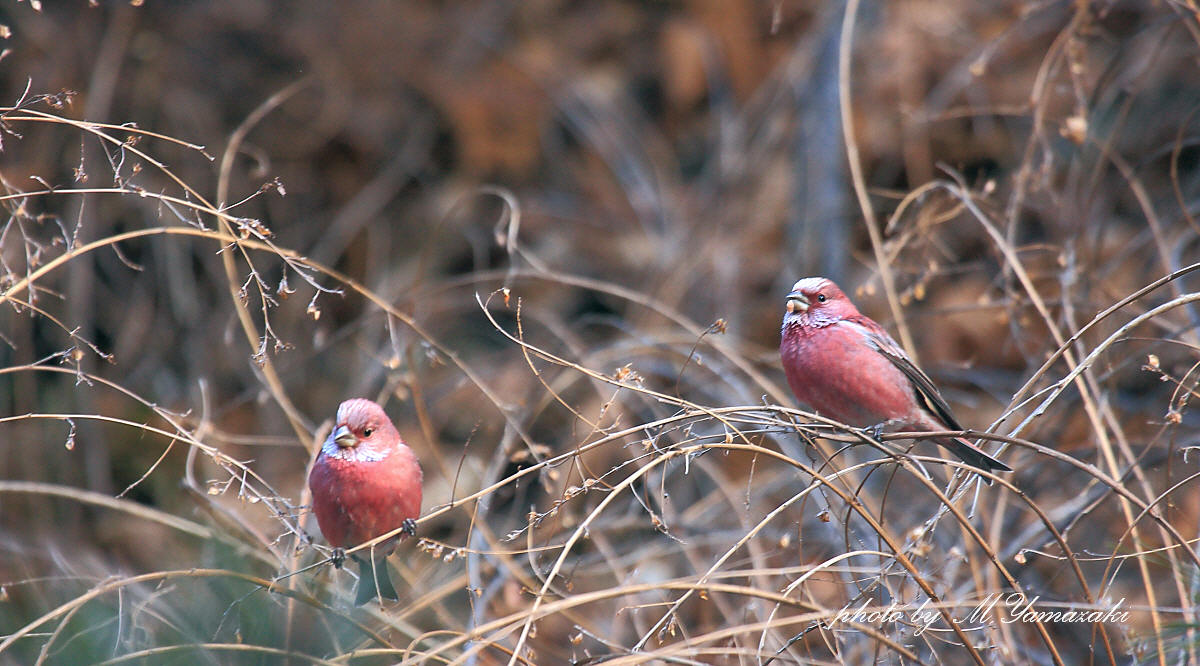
top-left (779, 277), bottom-right (1010, 480)
top-left (309, 398), bottom-right (423, 605)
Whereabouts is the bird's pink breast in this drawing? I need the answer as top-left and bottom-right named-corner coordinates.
top-left (780, 321), bottom-right (918, 427)
top-left (309, 447), bottom-right (422, 552)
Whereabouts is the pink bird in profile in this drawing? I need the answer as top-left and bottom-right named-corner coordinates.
top-left (309, 398), bottom-right (423, 605)
top-left (779, 277), bottom-right (1010, 481)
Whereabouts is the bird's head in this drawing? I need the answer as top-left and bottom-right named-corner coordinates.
top-left (323, 398), bottom-right (402, 462)
top-left (783, 277), bottom-right (859, 325)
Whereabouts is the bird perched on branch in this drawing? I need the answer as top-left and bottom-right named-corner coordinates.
top-left (309, 398), bottom-right (423, 605)
top-left (779, 277), bottom-right (1010, 481)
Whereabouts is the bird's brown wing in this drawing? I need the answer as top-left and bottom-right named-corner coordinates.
top-left (861, 327), bottom-right (964, 431)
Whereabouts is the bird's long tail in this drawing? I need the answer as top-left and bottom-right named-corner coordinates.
top-left (938, 437), bottom-right (1011, 482)
top-left (354, 556), bottom-right (399, 606)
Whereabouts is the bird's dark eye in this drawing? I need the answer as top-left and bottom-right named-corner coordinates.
top-left (817, 293), bottom-right (827, 303)
top-left (362, 427), bottom-right (374, 437)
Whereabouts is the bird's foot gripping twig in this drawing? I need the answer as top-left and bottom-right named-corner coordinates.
top-left (330, 547), bottom-right (346, 569)
top-left (865, 422), bottom-right (886, 441)
top-left (401, 517), bottom-right (418, 537)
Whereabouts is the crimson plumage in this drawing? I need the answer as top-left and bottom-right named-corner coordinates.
top-left (309, 398), bottom-right (423, 604)
top-left (779, 277), bottom-right (1010, 480)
